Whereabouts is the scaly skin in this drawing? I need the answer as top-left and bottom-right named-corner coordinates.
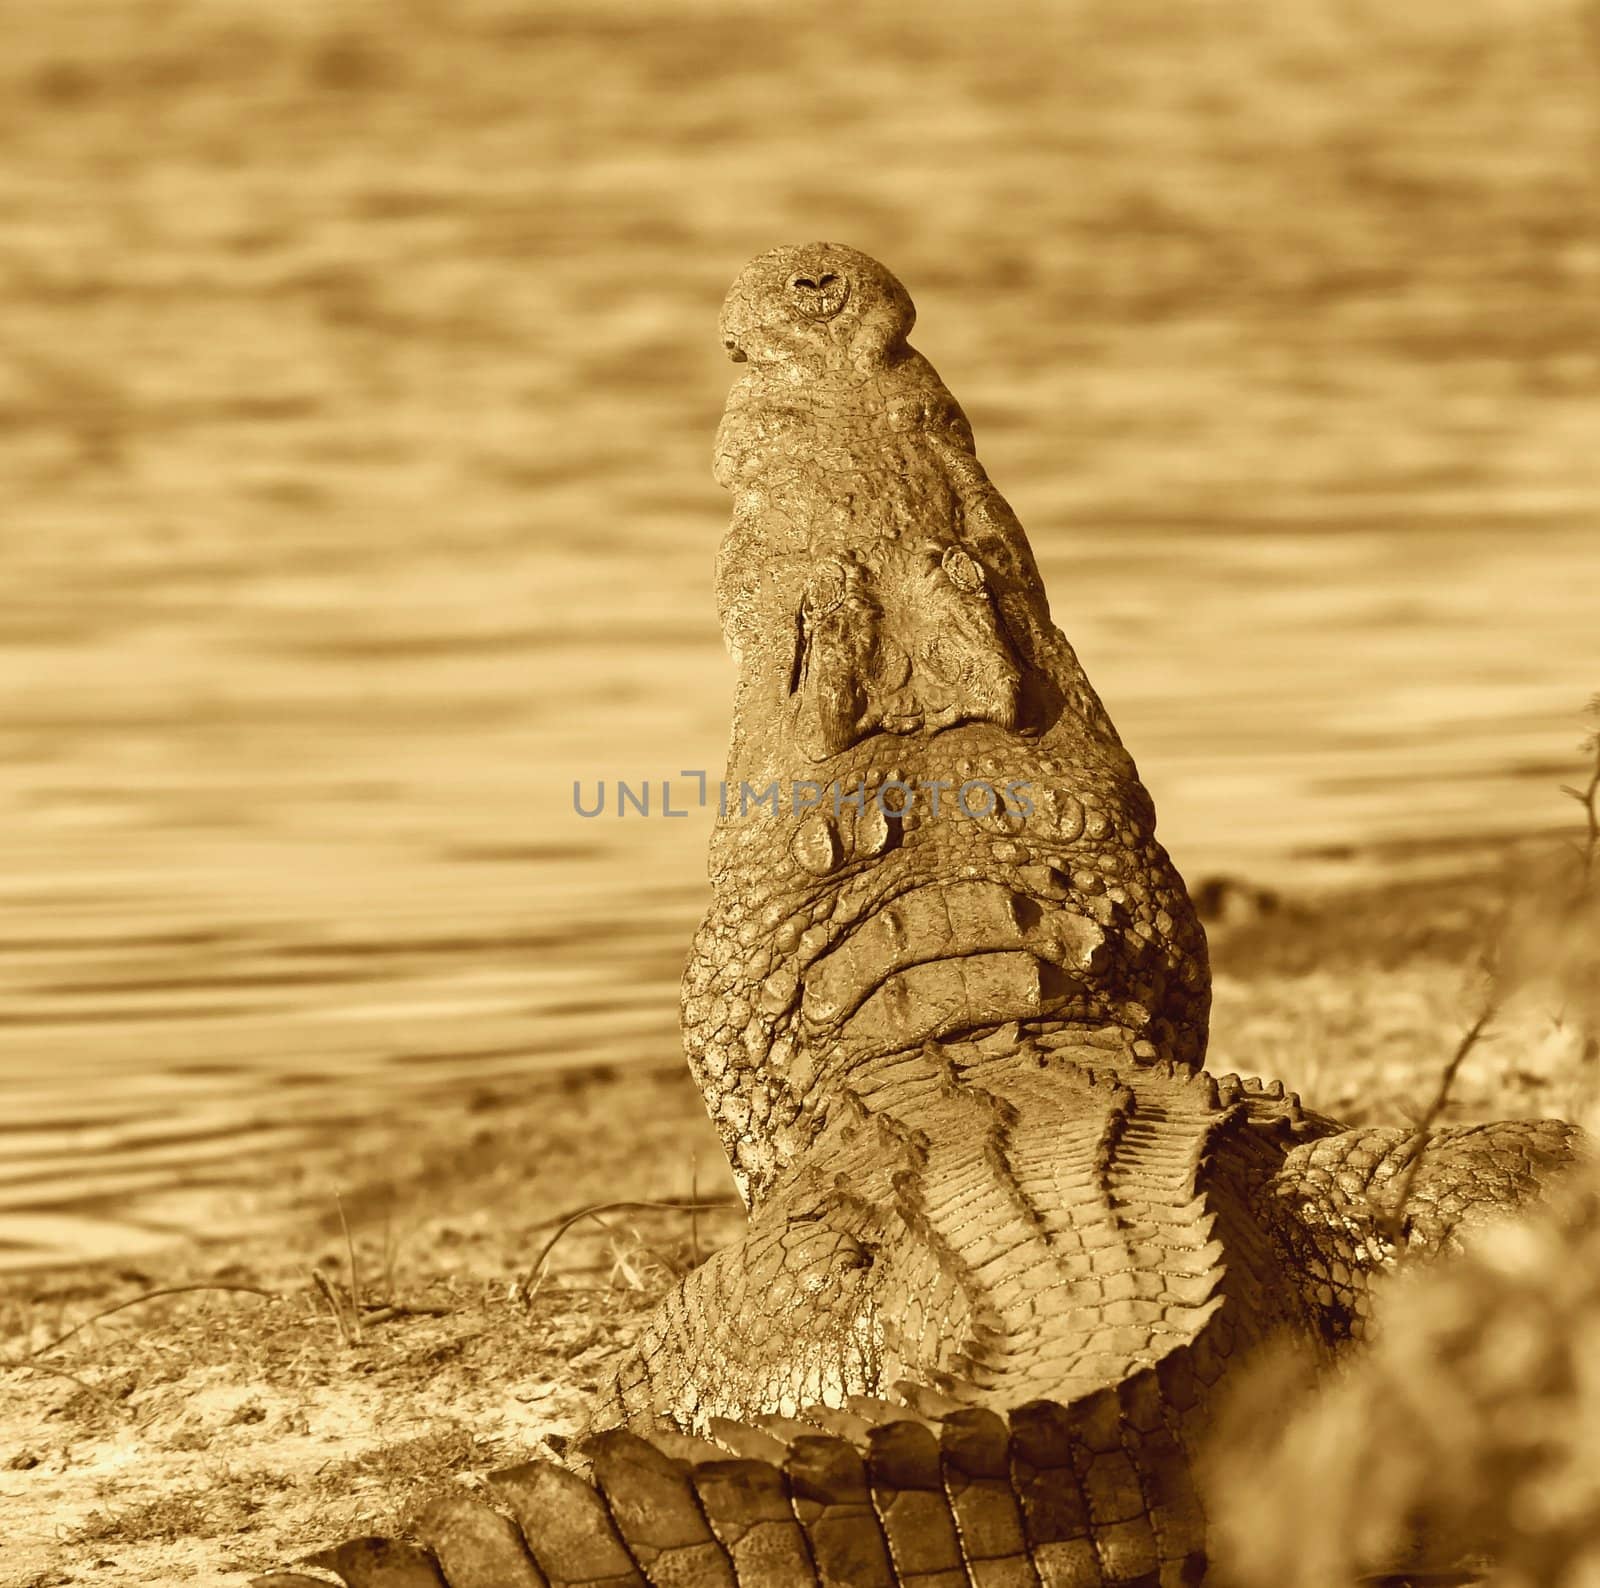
top-left (256, 245), bottom-right (1584, 1588)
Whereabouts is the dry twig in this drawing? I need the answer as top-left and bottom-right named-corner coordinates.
top-left (513, 1197), bottom-right (740, 1304)
top-left (1559, 694), bottom-right (1600, 895)
top-left (335, 1192), bottom-right (365, 1345)
top-left (310, 1267), bottom-right (363, 1345)
top-left (1380, 997), bottom-right (1499, 1250)
top-left (14, 1360), bottom-right (126, 1417)
top-left (23, 1283), bottom-right (279, 1360)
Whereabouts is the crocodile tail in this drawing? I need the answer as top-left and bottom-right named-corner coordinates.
top-left (251, 1378), bottom-right (1209, 1588)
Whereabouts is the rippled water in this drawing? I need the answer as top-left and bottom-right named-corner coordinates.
top-left (2, 0), bottom-right (1596, 1271)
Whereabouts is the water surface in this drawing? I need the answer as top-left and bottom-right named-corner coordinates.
top-left (2, 0), bottom-right (1595, 1270)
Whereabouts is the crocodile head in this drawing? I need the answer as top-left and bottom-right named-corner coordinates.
top-left (718, 241), bottom-right (916, 376)
top-left (686, 245), bottom-right (1211, 1203)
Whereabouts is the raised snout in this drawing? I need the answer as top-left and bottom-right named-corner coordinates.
top-left (785, 266), bottom-right (851, 321)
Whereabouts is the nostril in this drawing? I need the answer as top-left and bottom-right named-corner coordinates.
top-left (786, 269), bottom-right (850, 320)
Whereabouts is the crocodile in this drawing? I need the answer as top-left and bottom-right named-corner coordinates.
top-left (255, 243), bottom-right (1585, 1588)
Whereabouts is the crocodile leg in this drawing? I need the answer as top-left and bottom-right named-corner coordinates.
top-left (1270, 1118), bottom-right (1587, 1340)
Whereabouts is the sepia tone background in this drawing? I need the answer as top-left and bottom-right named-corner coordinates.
top-left (2, 0), bottom-right (1597, 1282)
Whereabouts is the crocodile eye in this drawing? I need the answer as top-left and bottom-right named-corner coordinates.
top-left (802, 559), bottom-right (848, 618)
top-left (941, 546), bottom-right (985, 593)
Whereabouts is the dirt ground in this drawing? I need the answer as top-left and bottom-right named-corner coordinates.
top-left (1, 1060), bottom-right (740, 1585)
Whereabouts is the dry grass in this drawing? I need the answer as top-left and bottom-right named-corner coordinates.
top-left (70, 1480), bottom-right (281, 1547)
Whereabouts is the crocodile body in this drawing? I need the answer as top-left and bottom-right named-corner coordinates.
top-left (257, 245), bottom-right (1583, 1588)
